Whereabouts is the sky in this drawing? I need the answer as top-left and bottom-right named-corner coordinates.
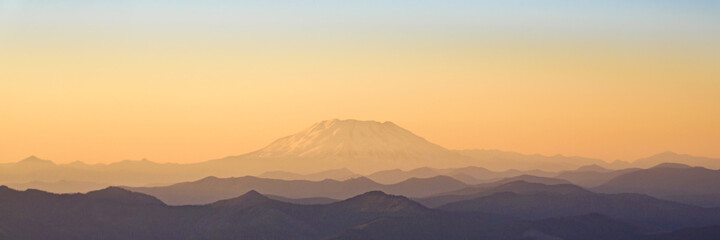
top-left (1, 0), bottom-right (719, 164)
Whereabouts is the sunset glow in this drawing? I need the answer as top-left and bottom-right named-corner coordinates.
top-left (2, 0), bottom-right (719, 164)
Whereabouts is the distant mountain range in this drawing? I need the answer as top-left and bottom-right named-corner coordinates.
top-left (0, 156), bottom-right (198, 187)
top-left (259, 168), bottom-right (360, 181)
top-left (331, 213), bottom-right (644, 240)
top-left (631, 152), bottom-right (720, 169)
top-left (455, 149), bottom-right (607, 172)
top-left (416, 176), bottom-right (573, 208)
top-left (1, 185), bottom-right (718, 240)
top-left (0, 186), bottom-right (429, 240)
top-left (125, 175), bottom-right (469, 205)
top-left (3, 180), bottom-right (109, 194)
top-left (595, 163), bottom-right (720, 207)
top-left (2, 120), bottom-right (718, 189)
top-left (365, 166), bottom-right (556, 184)
top-left (555, 164), bottom-right (641, 188)
top-left (436, 181), bottom-right (720, 231)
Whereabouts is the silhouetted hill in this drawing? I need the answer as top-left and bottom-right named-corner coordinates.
top-left (259, 168), bottom-right (360, 181)
top-left (555, 167), bottom-right (641, 188)
top-left (365, 166), bottom-right (558, 185)
top-left (381, 176), bottom-right (467, 197)
top-left (211, 190), bottom-right (273, 208)
top-left (3, 185), bottom-right (720, 239)
top-left (15, 156), bottom-right (56, 167)
top-left (0, 186), bottom-right (193, 240)
top-left (366, 167), bottom-right (442, 184)
top-left (632, 152), bottom-right (720, 169)
top-left (126, 176), bottom-right (379, 205)
top-left (655, 225), bottom-right (720, 240)
top-left (418, 180), bottom-right (589, 208)
top-left (595, 164), bottom-right (720, 207)
top-left (5, 180), bottom-right (108, 193)
top-left (0, 187), bottom-right (429, 240)
top-left (127, 175), bottom-right (468, 205)
top-left (447, 172), bottom-right (480, 184)
top-left (265, 195), bottom-right (338, 205)
top-left (0, 157), bottom-right (195, 187)
top-left (652, 162), bottom-right (693, 169)
top-left (202, 190), bottom-right (432, 239)
top-left (492, 175), bottom-right (571, 186)
top-left (331, 191), bottom-right (429, 213)
top-left (85, 187), bottom-right (166, 205)
top-left (576, 164), bottom-right (610, 172)
top-left (450, 167), bottom-right (557, 183)
top-left (328, 213), bottom-right (647, 240)
top-left (439, 182), bottom-right (720, 230)
top-left (455, 149), bottom-right (607, 171)
top-left (486, 181), bottom-right (590, 195)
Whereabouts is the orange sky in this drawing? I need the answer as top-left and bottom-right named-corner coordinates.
top-left (1, 1), bottom-right (719, 164)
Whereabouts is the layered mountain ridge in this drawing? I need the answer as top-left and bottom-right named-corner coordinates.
top-left (3, 119), bottom-right (719, 189)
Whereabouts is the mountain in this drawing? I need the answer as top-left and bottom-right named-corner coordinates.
top-left (447, 172), bottom-right (481, 185)
top-left (653, 162), bottom-right (693, 169)
top-left (126, 175), bottom-right (469, 205)
top-left (0, 156), bottom-right (57, 176)
top-left (1, 119), bottom-right (475, 186)
top-left (437, 166), bottom-right (504, 179)
top-left (439, 182), bottom-right (720, 230)
top-left (84, 187), bottom-right (166, 205)
top-left (417, 180), bottom-right (587, 208)
top-left (655, 225), bottom-right (720, 240)
top-left (491, 175), bottom-right (571, 186)
top-left (576, 164), bottom-right (611, 172)
top-left (259, 168), bottom-right (360, 181)
top-left (210, 190), bottom-right (273, 208)
top-left (3, 185), bottom-right (719, 239)
top-left (631, 152), bottom-right (720, 169)
top-left (4, 180), bottom-right (109, 193)
top-left (555, 167), bottom-right (641, 188)
top-left (594, 164), bottom-right (720, 207)
top-left (329, 191), bottom-right (430, 213)
top-left (428, 175), bottom-right (572, 197)
top-left (366, 166), bottom-right (557, 185)
top-left (265, 195), bottom-right (339, 205)
top-left (0, 157), bottom-right (197, 187)
top-left (380, 176), bottom-right (468, 197)
top-left (126, 176), bottom-right (380, 205)
top-left (0, 186), bottom-right (182, 240)
top-left (366, 167), bottom-right (441, 184)
top-left (0, 186), bottom-right (430, 240)
top-left (14, 155), bottom-right (56, 168)
top-left (5, 120), bottom-right (718, 188)
top-left (209, 119), bottom-right (476, 174)
top-left (201, 190), bottom-right (432, 239)
top-left (454, 149), bottom-right (607, 172)
top-left (329, 213), bottom-right (647, 240)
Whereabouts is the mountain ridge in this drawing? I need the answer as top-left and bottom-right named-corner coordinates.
top-left (4, 119), bottom-right (720, 188)
top-left (126, 175), bottom-right (470, 205)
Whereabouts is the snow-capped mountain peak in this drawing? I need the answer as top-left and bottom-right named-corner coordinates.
top-left (254, 119), bottom-right (448, 158)
top-left (244, 119), bottom-right (471, 173)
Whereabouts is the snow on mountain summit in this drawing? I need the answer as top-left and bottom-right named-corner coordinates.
top-left (254, 119), bottom-right (448, 157)
top-left (243, 119), bottom-right (473, 173)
